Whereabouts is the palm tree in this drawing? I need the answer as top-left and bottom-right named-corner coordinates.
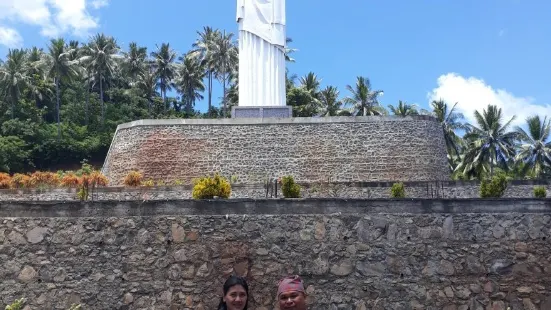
top-left (175, 53), bottom-right (205, 113)
top-left (430, 99), bottom-right (467, 160)
top-left (42, 39), bottom-right (79, 138)
top-left (456, 104), bottom-right (518, 178)
top-left (388, 100), bottom-right (419, 117)
top-left (80, 33), bottom-right (121, 124)
top-left (0, 49), bottom-right (31, 119)
top-left (299, 72), bottom-right (321, 99)
top-left (318, 86), bottom-right (349, 116)
top-left (151, 42), bottom-right (177, 112)
top-left (285, 37), bottom-right (297, 62)
top-left (26, 47), bottom-right (52, 110)
top-left (135, 69), bottom-right (159, 116)
top-left (122, 42), bottom-right (148, 84)
top-left (344, 76), bottom-right (385, 116)
top-left (191, 26), bottom-right (219, 111)
top-left (514, 115), bottom-right (551, 179)
top-left (211, 31), bottom-right (238, 115)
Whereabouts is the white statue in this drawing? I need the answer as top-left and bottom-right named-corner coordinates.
top-left (236, 0), bottom-right (286, 107)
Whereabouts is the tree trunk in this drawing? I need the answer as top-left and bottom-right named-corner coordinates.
top-left (208, 71), bottom-right (213, 111)
top-left (222, 62), bottom-right (227, 117)
top-left (56, 77), bottom-right (61, 140)
top-left (100, 76), bottom-right (104, 125)
top-left (85, 74), bottom-right (90, 125)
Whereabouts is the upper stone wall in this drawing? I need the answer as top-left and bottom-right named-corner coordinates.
top-left (101, 116), bottom-right (449, 186)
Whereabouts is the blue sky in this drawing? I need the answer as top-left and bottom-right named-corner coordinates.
top-left (0, 0), bottom-right (550, 127)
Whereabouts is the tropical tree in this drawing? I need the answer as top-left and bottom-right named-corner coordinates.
top-left (514, 115), bottom-right (551, 179)
top-left (318, 86), bottom-right (349, 116)
top-left (431, 99), bottom-right (468, 160)
top-left (299, 72), bottom-right (321, 99)
top-left (211, 31), bottom-right (238, 115)
top-left (80, 33), bottom-right (121, 124)
top-left (25, 47), bottom-right (52, 110)
top-left (42, 39), bottom-right (79, 138)
top-left (344, 76), bottom-right (385, 116)
top-left (151, 42), bottom-right (177, 112)
top-left (175, 53), bottom-right (205, 113)
top-left (285, 37), bottom-right (297, 62)
top-left (0, 49), bottom-right (31, 119)
top-left (122, 42), bottom-right (148, 84)
top-left (456, 104), bottom-right (518, 178)
top-left (191, 26), bottom-right (219, 111)
top-left (389, 100), bottom-right (419, 117)
top-left (135, 69), bottom-right (159, 116)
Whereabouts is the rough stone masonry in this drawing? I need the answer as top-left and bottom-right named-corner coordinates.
top-left (100, 116), bottom-right (450, 186)
top-left (1, 199), bottom-right (550, 310)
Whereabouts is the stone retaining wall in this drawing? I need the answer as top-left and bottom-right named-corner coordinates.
top-left (100, 116), bottom-right (449, 186)
top-left (0, 180), bottom-right (548, 201)
top-left (0, 199), bottom-right (550, 309)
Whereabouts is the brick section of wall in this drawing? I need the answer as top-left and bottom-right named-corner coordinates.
top-left (0, 199), bottom-right (550, 309)
top-left (100, 116), bottom-right (450, 186)
top-left (0, 180), bottom-right (548, 201)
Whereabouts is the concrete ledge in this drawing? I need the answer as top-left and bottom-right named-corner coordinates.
top-left (1, 198), bottom-right (550, 218)
top-left (114, 114), bottom-right (440, 130)
top-left (1, 179), bottom-right (548, 195)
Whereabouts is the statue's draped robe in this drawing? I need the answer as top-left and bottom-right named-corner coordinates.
top-left (236, 0), bottom-right (286, 107)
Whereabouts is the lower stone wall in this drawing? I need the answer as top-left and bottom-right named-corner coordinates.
top-left (0, 180), bottom-right (548, 201)
top-left (0, 199), bottom-right (550, 310)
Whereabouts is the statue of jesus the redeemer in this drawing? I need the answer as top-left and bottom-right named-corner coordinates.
top-left (236, 0), bottom-right (286, 108)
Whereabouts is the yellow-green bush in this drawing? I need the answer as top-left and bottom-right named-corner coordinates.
top-left (534, 186), bottom-right (547, 198)
top-left (9, 173), bottom-right (30, 188)
top-left (192, 174), bottom-right (231, 199)
top-left (123, 170), bottom-right (143, 186)
top-left (480, 173), bottom-right (508, 198)
top-left (281, 175), bottom-right (301, 198)
top-left (390, 182), bottom-right (405, 198)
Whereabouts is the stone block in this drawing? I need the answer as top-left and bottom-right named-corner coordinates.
top-left (231, 105), bottom-right (292, 118)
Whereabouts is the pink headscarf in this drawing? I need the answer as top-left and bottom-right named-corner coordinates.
top-left (277, 275), bottom-right (305, 297)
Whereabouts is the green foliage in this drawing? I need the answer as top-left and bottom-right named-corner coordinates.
top-left (0, 135), bottom-right (30, 173)
top-left (192, 174), bottom-right (231, 199)
top-left (534, 186), bottom-right (547, 198)
top-left (281, 175), bottom-right (301, 198)
top-left (0, 30), bottom-right (548, 183)
top-left (4, 298), bottom-right (80, 310)
top-left (287, 86), bottom-right (320, 117)
top-left (5, 298), bottom-right (25, 310)
top-left (480, 173), bottom-right (508, 198)
top-left (390, 182), bottom-right (405, 198)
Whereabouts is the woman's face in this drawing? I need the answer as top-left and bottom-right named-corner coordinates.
top-left (223, 284), bottom-right (248, 310)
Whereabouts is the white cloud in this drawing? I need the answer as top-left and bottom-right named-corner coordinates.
top-left (0, 0), bottom-right (107, 47)
top-left (427, 73), bottom-right (551, 128)
top-left (0, 26), bottom-right (23, 48)
top-left (91, 0), bottom-right (109, 9)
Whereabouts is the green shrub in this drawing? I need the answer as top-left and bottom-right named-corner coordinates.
top-left (4, 298), bottom-right (80, 310)
top-left (390, 182), bottom-right (405, 198)
top-left (480, 173), bottom-right (508, 198)
top-left (5, 298), bottom-right (25, 310)
top-left (534, 186), bottom-right (547, 198)
top-left (192, 174), bottom-right (231, 199)
top-left (281, 175), bottom-right (301, 198)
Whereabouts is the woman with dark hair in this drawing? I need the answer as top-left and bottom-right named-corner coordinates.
top-left (217, 275), bottom-right (249, 310)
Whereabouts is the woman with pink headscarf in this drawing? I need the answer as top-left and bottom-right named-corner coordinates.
top-left (277, 275), bottom-right (307, 310)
